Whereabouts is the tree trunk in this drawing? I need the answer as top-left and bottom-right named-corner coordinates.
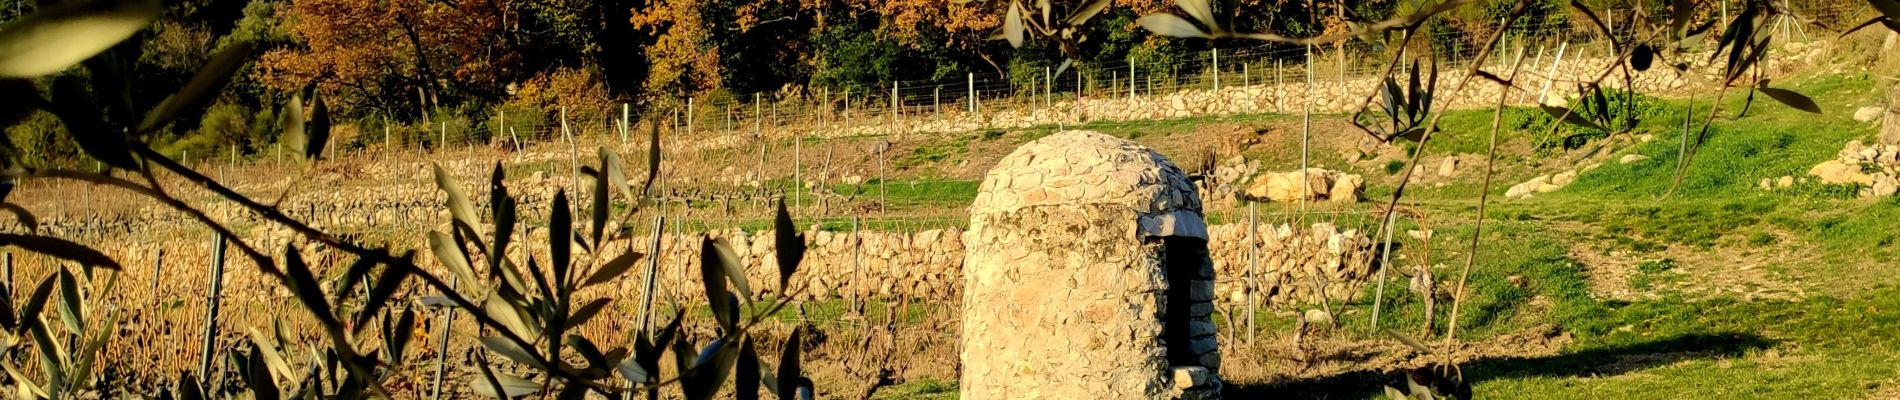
top-left (1882, 83), bottom-right (1900, 145)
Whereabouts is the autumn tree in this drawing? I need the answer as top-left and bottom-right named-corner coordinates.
top-left (255, 0), bottom-right (515, 118)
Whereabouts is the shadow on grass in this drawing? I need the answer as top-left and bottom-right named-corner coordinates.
top-left (1224, 332), bottom-right (1774, 398)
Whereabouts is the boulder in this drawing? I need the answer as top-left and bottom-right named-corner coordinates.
top-left (1245, 168), bottom-right (1343, 202)
top-left (1437, 157), bottom-right (1459, 177)
top-left (1329, 174), bottom-right (1364, 203)
top-left (1809, 160), bottom-right (1873, 185)
top-left (1619, 154), bottom-right (1650, 164)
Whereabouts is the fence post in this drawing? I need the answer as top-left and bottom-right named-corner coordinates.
top-left (851, 215), bottom-right (862, 313)
top-left (967, 73), bottom-right (976, 114)
top-left (1044, 66), bottom-right (1052, 109)
top-left (1537, 41), bottom-right (1568, 105)
top-left (794, 132), bottom-right (803, 211)
top-left (1303, 44), bottom-right (1313, 214)
top-left (934, 86), bottom-right (941, 117)
top-left (639, 215), bottom-right (665, 332)
top-left (1246, 202), bottom-right (1257, 344)
top-left (754, 93), bottom-right (762, 135)
top-left (844, 87), bottom-right (852, 129)
top-left (1521, 44), bottom-right (1546, 104)
top-left (1128, 60), bottom-right (1136, 100)
top-left (891, 81), bottom-right (899, 126)
top-left (196, 232), bottom-right (228, 381)
top-left (149, 248), bottom-right (161, 299)
top-left (1371, 208), bottom-right (1398, 330)
top-left (622, 103), bottom-right (631, 145)
top-left (1337, 46), bottom-right (1346, 99)
top-left (430, 277), bottom-right (457, 400)
top-left (1212, 48), bottom-right (1220, 90)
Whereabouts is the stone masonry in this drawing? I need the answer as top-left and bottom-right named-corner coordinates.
top-left (959, 131), bottom-right (1220, 400)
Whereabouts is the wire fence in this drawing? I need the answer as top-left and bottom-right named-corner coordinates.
top-left (158, 2), bottom-right (1871, 234)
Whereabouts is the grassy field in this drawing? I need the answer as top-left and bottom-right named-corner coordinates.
top-left (828, 66), bottom-right (1900, 398)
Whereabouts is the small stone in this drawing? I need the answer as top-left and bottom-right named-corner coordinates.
top-left (1172, 366), bottom-right (1212, 389)
top-left (1777, 175), bottom-right (1794, 188)
top-left (1551, 170), bottom-right (1579, 187)
top-left (1619, 154), bottom-right (1650, 164)
top-left (1856, 106), bottom-right (1885, 122)
top-left (1842, 140), bottom-right (1867, 160)
top-left (1303, 309), bottom-right (1334, 327)
top-left (1759, 178), bottom-right (1774, 190)
top-left (1874, 174), bottom-right (1899, 197)
top-left (1437, 157), bottom-right (1459, 177)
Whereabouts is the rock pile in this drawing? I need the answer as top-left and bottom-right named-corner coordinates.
top-left (1808, 140), bottom-right (1900, 198)
top-left (1202, 156), bottom-right (1261, 207)
top-left (1505, 163), bottom-right (1600, 199)
top-left (1204, 222), bottom-right (1376, 307)
top-left (1243, 168), bottom-right (1363, 203)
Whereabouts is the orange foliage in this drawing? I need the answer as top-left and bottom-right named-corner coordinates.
top-left (255, 0), bottom-right (515, 110)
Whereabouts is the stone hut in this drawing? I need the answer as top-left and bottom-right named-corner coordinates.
top-left (960, 131), bottom-right (1221, 399)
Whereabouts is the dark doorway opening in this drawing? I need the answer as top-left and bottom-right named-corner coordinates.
top-left (1159, 236), bottom-right (1211, 368)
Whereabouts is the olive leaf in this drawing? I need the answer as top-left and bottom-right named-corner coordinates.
top-left (0, 0), bottom-right (162, 78)
top-left (352, 256), bottom-right (408, 334)
top-left (385, 306), bottom-right (417, 363)
top-left (472, 354), bottom-right (540, 398)
top-left (1066, 0), bottom-right (1110, 25)
top-left (683, 336), bottom-right (744, 400)
top-left (0, 233), bottom-right (120, 270)
top-left (48, 75), bottom-right (135, 169)
top-left (18, 273), bottom-right (55, 332)
top-left (1137, 14), bottom-right (1209, 38)
top-left (773, 199), bottom-right (805, 291)
top-left (305, 92), bottom-right (331, 160)
top-left (1631, 43), bottom-right (1654, 72)
top-left (776, 328), bottom-right (802, 400)
top-left (583, 252), bottom-right (644, 288)
top-left (433, 163), bottom-right (480, 228)
top-left (479, 336), bottom-right (545, 369)
top-left (55, 267), bottom-right (82, 335)
top-left (736, 339), bottom-right (761, 400)
top-left (1756, 87), bottom-right (1820, 114)
top-left (550, 190), bottom-right (573, 288)
top-left (139, 41), bottom-right (253, 132)
top-left (1173, 0), bottom-right (1217, 32)
top-left (1004, 0), bottom-right (1025, 48)
top-left (282, 245), bottom-right (335, 326)
top-left (1539, 105), bottom-right (1609, 132)
top-left (0, 277), bottom-right (14, 330)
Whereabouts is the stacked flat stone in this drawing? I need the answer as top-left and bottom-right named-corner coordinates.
top-left (1205, 222), bottom-right (1375, 307)
top-left (960, 130), bottom-right (1219, 400)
